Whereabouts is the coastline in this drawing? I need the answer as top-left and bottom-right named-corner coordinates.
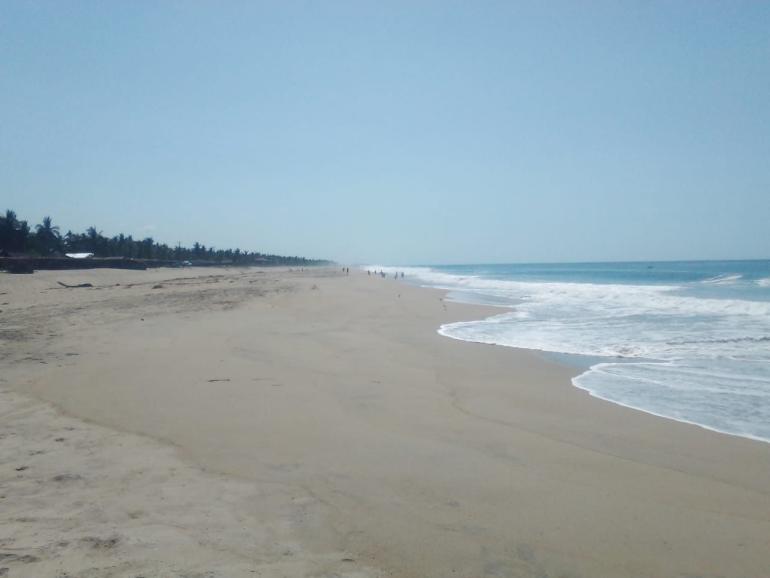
top-left (461, 336), bottom-right (770, 445)
top-left (420, 268), bottom-right (770, 443)
top-left (1, 267), bottom-right (769, 577)
top-left (572, 365), bottom-right (770, 445)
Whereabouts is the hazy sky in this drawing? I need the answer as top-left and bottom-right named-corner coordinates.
top-left (2, 1), bottom-right (768, 264)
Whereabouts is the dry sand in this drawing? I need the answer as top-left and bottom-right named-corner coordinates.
top-left (1, 267), bottom-right (768, 578)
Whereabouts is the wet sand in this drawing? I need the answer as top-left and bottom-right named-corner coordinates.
top-left (1, 267), bottom-right (769, 577)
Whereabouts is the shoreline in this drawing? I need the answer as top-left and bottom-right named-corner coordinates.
top-left (2, 266), bottom-right (769, 577)
top-left (445, 332), bottom-right (770, 446)
top-left (410, 270), bottom-right (770, 446)
top-left (572, 364), bottom-right (770, 445)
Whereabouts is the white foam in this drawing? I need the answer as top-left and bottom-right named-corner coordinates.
top-left (702, 273), bottom-right (743, 284)
top-left (404, 266), bottom-right (770, 443)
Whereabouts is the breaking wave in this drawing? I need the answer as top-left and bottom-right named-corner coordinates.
top-left (373, 262), bottom-right (770, 443)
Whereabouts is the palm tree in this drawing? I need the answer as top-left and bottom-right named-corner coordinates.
top-left (3, 210), bottom-right (18, 230)
top-left (85, 226), bottom-right (104, 254)
top-left (141, 237), bottom-right (154, 259)
top-left (0, 211), bottom-right (15, 250)
top-left (35, 216), bottom-right (61, 254)
top-left (2, 207), bottom-right (332, 265)
top-left (0, 210), bottom-right (32, 252)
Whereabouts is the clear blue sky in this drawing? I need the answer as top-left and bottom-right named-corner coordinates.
top-left (2, 1), bottom-right (768, 264)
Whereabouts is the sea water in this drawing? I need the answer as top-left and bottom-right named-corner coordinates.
top-left (369, 261), bottom-right (770, 443)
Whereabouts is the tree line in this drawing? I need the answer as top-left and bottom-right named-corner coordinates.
top-left (0, 209), bottom-right (330, 266)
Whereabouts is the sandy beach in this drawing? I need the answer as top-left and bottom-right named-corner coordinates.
top-left (1, 266), bottom-right (769, 578)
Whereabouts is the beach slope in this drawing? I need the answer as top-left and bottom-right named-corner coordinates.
top-left (1, 267), bottom-right (768, 577)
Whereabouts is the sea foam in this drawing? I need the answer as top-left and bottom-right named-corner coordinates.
top-left (371, 262), bottom-right (770, 443)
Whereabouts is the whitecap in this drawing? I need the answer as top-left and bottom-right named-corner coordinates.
top-left (702, 273), bottom-right (743, 284)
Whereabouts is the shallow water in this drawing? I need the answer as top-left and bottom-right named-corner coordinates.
top-left (368, 261), bottom-right (770, 443)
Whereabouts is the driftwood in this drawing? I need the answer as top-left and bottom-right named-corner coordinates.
top-left (57, 281), bottom-right (94, 289)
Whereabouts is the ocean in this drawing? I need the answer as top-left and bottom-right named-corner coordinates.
top-left (370, 260), bottom-right (770, 443)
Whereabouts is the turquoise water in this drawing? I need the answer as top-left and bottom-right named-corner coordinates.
top-left (371, 260), bottom-right (770, 443)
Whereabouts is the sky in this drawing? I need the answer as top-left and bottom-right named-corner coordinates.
top-left (1, 1), bottom-right (768, 264)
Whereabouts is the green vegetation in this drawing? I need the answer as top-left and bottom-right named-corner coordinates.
top-left (0, 209), bottom-right (330, 266)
